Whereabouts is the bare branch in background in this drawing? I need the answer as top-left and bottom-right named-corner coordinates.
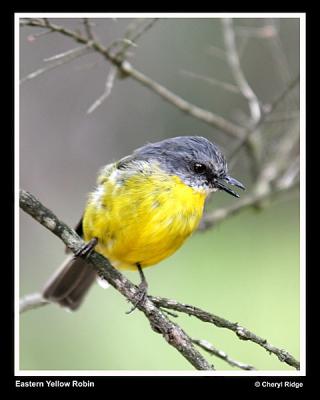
top-left (113, 18), bottom-right (159, 60)
top-left (223, 18), bottom-right (262, 127)
top-left (83, 18), bottom-right (96, 41)
top-left (20, 44), bottom-right (92, 84)
top-left (42, 45), bottom-right (92, 62)
top-left (181, 70), bottom-right (241, 94)
top-left (121, 61), bottom-right (245, 138)
top-left (87, 66), bottom-right (117, 114)
top-left (20, 18), bottom-right (245, 138)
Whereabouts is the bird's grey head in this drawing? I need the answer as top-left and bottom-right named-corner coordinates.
top-left (120, 136), bottom-right (245, 197)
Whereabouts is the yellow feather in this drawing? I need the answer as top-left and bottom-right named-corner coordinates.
top-left (83, 162), bottom-right (207, 270)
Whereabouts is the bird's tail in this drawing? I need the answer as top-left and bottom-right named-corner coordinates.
top-left (42, 255), bottom-right (96, 311)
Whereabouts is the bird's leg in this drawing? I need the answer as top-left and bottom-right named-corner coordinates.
top-left (126, 263), bottom-right (148, 314)
top-left (75, 237), bottom-right (98, 258)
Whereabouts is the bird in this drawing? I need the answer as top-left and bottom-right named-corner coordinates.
top-left (42, 136), bottom-right (245, 311)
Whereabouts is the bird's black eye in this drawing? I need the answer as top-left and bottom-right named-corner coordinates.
top-left (193, 163), bottom-right (207, 174)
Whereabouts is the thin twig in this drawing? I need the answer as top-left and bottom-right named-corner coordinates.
top-left (83, 18), bottom-right (96, 41)
top-left (43, 44), bottom-right (91, 62)
top-left (150, 296), bottom-right (300, 370)
top-left (106, 38), bottom-right (137, 55)
top-left (192, 339), bottom-right (256, 370)
top-left (181, 70), bottom-right (241, 94)
top-left (20, 45), bottom-right (92, 84)
top-left (115, 18), bottom-right (159, 59)
top-left (223, 18), bottom-right (262, 126)
top-left (87, 66), bottom-right (117, 114)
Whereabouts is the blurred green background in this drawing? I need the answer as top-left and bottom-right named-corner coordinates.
top-left (19, 17), bottom-right (300, 371)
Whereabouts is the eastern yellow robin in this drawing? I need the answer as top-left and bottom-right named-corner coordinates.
top-left (43, 136), bottom-right (245, 310)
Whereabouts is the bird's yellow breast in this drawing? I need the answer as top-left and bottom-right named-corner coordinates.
top-left (83, 163), bottom-right (207, 270)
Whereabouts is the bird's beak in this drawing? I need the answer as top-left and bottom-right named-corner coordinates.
top-left (216, 175), bottom-right (246, 198)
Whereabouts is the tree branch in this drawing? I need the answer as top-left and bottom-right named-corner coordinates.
top-left (181, 69), bottom-right (241, 94)
top-left (83, 18), bottom-right (96, 41)
top-left (223, 18), bottom-right (262, 126)
top-left (20, 44), bottom-right (92, 84)
top-left (113, 18), bottom-right (159, 60)
top-left (20, 18), bottom-right (245, 138)
top-left (86, 66), bottom-right (117, 114)
top-left (192, 339), bottom-right (255, 370)
top-left (19, 189), bottom-right (299, 370)
top-left (150, 297), bottom-right (300, 370)
top-left (19, 189), bottom-right (213, 370)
